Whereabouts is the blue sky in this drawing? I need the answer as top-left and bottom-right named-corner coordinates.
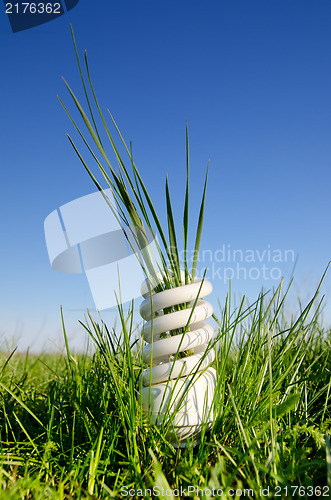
top-left (1, 1), bottom-right (331, 352)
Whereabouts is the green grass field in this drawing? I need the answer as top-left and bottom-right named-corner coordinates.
top-left (0, 279), bottom-right (330, 499)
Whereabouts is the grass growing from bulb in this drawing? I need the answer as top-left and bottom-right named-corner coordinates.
top-left (0, 284), bottom-right (330, 498)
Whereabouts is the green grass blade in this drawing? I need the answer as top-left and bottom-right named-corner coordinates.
top-left (84, 52), bottom-right (152, 230)
top-left (69, 24), bottom-right (103, 146)
top-left (62, 77), bottom-right (108, 164)
top-left (0, 347), bottom-right (17, 376)
top-left (183, 122), bottom-right (189, 284)
top-left (192, 162), bottom-right (209, 280)
top-left (58, 95), bottom-right (121, 198)
top-left (165, 175), bottom-right (181, 285)
top-left (61, 84), bottom-right (145, 233)
top-left (62, 77), bottom-right (139, 226)
top-left (0, 382), bottom-right (44, 428)
top-left (107, 111), bottom-right (173, 269)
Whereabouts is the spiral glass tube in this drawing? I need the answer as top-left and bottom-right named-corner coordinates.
top-left (139, 271), bottom-right (216, 447)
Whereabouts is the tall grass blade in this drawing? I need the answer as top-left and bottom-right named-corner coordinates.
top-left (165, 175), bottom-right (181, 285)
top-left (183, 122), bottom-right (189, 284)
top-left (192, 162), bottom-right (209, 280)
top-left (0, 382), bottom-right (44, 428)
top-left (69, 24), bottom-right (103, 145)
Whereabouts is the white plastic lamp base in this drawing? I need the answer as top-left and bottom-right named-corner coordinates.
top-left (140, 366), bottom-right (216, 447)
top-left (139, 271), bottom-right (216, 448)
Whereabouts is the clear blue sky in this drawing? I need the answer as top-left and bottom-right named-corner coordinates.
top-left (1, 1), bottom-right (331, 352)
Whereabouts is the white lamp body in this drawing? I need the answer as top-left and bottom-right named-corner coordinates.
top-left (139, 272), bottom-right (216, 447)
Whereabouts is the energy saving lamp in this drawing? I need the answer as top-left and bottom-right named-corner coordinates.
top-left (139, 270), bottom-right (216, 447)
